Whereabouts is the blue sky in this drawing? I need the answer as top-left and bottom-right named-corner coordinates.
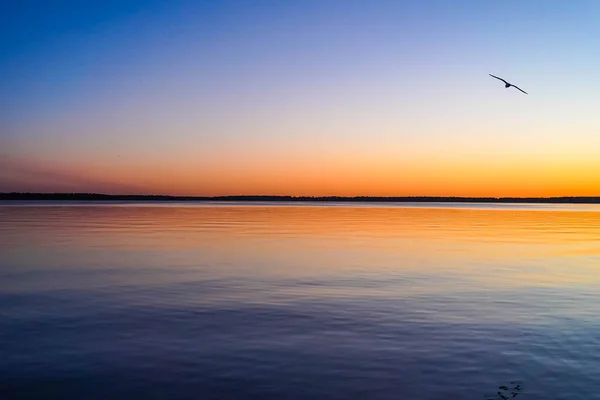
top-left (2, 1), bottom-right (599, 195)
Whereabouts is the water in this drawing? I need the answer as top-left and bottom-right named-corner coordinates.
top-left (1, 202), bottom-right (600, 399)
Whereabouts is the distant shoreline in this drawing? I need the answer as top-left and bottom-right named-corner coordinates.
top-left (2, 193), bottom-right (600, 204)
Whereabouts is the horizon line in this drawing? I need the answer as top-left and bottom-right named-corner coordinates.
top-left (2, 192), bottom-right (600, 204)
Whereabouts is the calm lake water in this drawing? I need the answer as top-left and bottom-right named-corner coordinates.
top-left (1, 202), bottom-right (600, 399)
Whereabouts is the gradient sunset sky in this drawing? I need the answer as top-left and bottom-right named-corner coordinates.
top-left (2, 0), bottom-right (599, 196)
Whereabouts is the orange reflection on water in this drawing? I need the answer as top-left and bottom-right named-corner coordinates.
top-left (2, 204), bottom-right (600, 291)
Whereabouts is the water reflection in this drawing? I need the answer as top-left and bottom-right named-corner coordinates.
top-left (3, 205), bottom-right (600, 286)
top-left (1, 204), bottom-right (600, 399)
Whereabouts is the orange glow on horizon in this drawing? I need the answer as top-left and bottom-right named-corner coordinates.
top-left (70, 152), bottom-right (600, 197)
top-left (4, 142), bottom-right (599, 197)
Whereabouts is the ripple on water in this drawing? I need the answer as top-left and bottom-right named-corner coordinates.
top-left (1, 203), bottom-right (600, 399)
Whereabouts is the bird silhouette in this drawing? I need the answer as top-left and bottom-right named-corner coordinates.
top-left (489, 74), bottom-right (528, 94)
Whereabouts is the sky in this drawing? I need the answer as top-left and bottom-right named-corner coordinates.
top-left (1, 0), bottom-right (600, 196)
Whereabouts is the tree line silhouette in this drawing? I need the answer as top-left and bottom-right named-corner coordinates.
top-left (1, 192), bottom-right (599, 204)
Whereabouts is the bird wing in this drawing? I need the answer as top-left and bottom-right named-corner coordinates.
top-left (489, 74), bottom-right (509, 84)
top-left (512, 85), bottom-right (528, 94)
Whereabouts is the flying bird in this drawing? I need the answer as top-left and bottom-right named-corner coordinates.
top-left (489, 74), bottom-right (528, 94)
